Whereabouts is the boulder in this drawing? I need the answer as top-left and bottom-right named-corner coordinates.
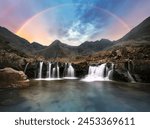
top-left (0, 67), bottom-right (29, 88)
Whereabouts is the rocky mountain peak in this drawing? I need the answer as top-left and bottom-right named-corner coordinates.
top-left (100, 38), bottom-right (111, 42)
top-left (50, 40), bottom-right (62, 46)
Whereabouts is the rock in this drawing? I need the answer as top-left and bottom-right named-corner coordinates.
top-left (73, 62), bottom-right (89, 77)
top-left (0, 67), bottom-right (29, 88)
top-left (116, 49), bottom-right (122, 57)
top-left (111, 70), bottom-right (130, 82)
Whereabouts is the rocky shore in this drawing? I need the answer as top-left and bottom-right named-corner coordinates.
top-left (0, 67), bottom-right (29, 88)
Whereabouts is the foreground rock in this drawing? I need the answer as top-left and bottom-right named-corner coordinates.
top-left (0, 68), bottom-right (29, 88)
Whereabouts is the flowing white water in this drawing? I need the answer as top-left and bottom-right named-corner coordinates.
top-left (36, 62), bottom-right (76, 80)
top-left (47, 62), bottom-right (52, 78)
top-left (66, 63), bottom-right (75, 77)
top-left (46, 63), bottom-right (60, 79)
top-left (82, 63), bottom-right (107, 82)
top-left (127, 71), bottom-right (135, 83)
top-left (52, 67), bottom-right (56, 78)
top-left (106, 63), bottom-right (114, 80)
top-left (82, 63), bottom-right (115, 82)
top-left (38, 62), bottom-right (43, 79)
top-left (24, 63), bottom-right (29, 74)
top-left (57, 63), bottom-right (60, 78)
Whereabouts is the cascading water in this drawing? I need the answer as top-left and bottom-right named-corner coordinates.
top-left (45, 62), bottom-right (60, 80)
top-left (56, 63), bottom-right (60, 78)
top-left (35, 61), bottom-right (137, 82)
top-left (126, 61), bottom-right (136, 83)
top-left (38, 62), bottom-right (43, 79)
top-left (95, 64), bottom-right (106, 77)
top-left (82, 63), bottom-right (114, 82)
top-left (127, 71), bottom-right (135, 83)
top-left (47, 62), bottom-right (52, 78)
top-left (106, 63), bottom-right (114, 80)
top-left (24, 63), bottom-right (29, 74)
top-left (36, 62), bottom-right (76, 80)
top-left (66, 63), bottom-right (75, 77)
top-left (52, 67), bottom-right (56, 78)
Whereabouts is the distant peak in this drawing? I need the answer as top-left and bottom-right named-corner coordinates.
top-left (31, 42), bottom-right (40, 44)
top-left (31, 42), bottom-right (44, 46)
top-left (100, 38), bottom-right (111, 42)
top-left (53, 40), bottom-right (62, 43)
top-left (50, 40), bottom-right (63, 46)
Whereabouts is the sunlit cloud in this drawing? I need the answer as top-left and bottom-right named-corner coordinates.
top-left (61, 20), bottom-right (99, 45)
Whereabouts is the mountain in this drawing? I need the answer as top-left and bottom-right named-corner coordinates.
top-left (0, 26), bottom-right (34, 55)
top-left (73, 17), bottom-right (150, 83)
top-left (119, 17), bottom-right (150, 42)
top-left (36, 17), bottom-right (150, 59)
top-left (77, 39), bottom-right (114, 55)
top-left (1, 16), bottom-right (150, 59)
top-left (36, 39), bottom-right (114, 58)
top-left (30, 42), bottom-right (46, 51)
top-left (37, 40), bottom-right (77, 58)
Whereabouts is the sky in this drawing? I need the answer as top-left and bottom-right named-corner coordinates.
top-left (0, 0), bottom-right (150, 46)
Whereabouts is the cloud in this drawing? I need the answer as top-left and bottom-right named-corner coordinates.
top-left (7, 0), bottom-right (150, 46)
top-left (61, 20), bottom-right (100, 45)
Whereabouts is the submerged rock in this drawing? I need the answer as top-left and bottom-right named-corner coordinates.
top-left (0, 67), bottom-right (29, 88)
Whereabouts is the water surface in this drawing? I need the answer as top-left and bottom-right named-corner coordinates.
top-left (0, 80), bottom-right (150, 112)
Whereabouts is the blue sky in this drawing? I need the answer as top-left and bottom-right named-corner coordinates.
top-left (0, 0), bottom-right (150, 45)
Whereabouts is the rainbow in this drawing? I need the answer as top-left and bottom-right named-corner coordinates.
top-left (16, 3), bottom-right (130, 37)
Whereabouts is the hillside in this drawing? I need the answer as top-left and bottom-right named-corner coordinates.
top-left (119, 17), bottom-right (150, 42)
top-left (30, 42), bottom-right (47, 51)
top-left (36, 39), bottom-right (114, 58)
top-left (0, 27), bottom-right (35, 55)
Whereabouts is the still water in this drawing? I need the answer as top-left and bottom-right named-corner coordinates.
top-left (0, 80), bottom-right (150, 112)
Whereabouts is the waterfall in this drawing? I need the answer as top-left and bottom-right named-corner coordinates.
top-left (24, 63), bottom-right (29, 74)
top-left (127, 71), bottom-right (135, 83)
top-left (45, 62), bottom-right (62, 80)
top-left (126, 61), bottom-right (136, 83)
top-left (82, 63), bottom-right (114, 82)
top-left (47, 62), bottom-right (52, 78)
top-left (95, 64), bottom-right (106, 77)
top-left (89, 64), bottom-right (106, 77)
top-left (52, 67), bottom-right (56, 78)
top-left (66, 63), bottom-right (75, 77)
top-left (57, 63), bottom-right (60, 78)
top-left (106, 63), bottom-right (114, 80)
top-left (63, 63), bottom-right (68, 77)
top-left (38, 62), bottom-right (43, 79)
top-left (36, 62), bottom-right (76, 80)
top-left (46, 63), bottom-right (60, 79)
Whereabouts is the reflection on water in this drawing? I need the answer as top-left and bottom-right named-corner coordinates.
top-left (0, 80), bottom-right (150, 112)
